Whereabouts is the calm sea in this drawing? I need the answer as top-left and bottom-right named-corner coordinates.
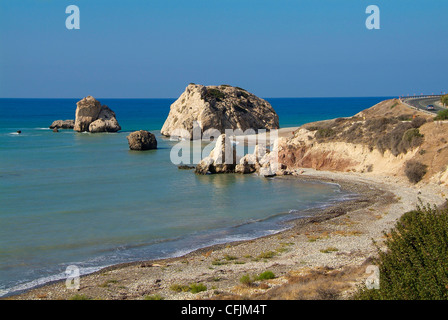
top-left (0, 97), bottom-right (390, 296)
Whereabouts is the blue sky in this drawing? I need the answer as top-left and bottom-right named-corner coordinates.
top-left (0, 0), bottom-right (447, 98)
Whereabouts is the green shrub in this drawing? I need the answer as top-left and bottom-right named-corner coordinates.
top-left (354, 203), bottom-right (448, 300)
top-left (170, 283), bottom-right (207, 294)
top-left (224, 254), bottom-right (237, 261)
top-left (257, 271), bottom-right (276, 280)
top-left (320, 247), bottom-right (339, 253)
top-left (257, 251), bottom-right (276, 259)
top-left (189, 283), bottom-right (207, 294)
top-left (240, 274), bottom-right (254, 286)
top-left (206, 88), bottom-right (225, 101)
top-left (434, 109), bottom-right (448, 121)
top-left (440, 94), bottom-right (448, 106)
top-left (169, 283), bottom-right (190, 292)
top-left (404, 160), bottom-right (427, 184)
top-left (315, 127), bottom-right (336, 139)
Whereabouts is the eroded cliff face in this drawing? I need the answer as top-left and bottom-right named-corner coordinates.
top-left (161, 84), bottom-right (279, 139)
top-left (277, 129), bottom-right (418, 175)
top-left (277, 99), bottom-right (448, 185)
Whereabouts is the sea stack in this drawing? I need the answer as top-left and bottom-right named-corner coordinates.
top-left (127, 130), bottom-right (157, 150)
top-left (73, 96), bottom-right (121, 133)
top-left (161, 84), bottom-right (279, 139)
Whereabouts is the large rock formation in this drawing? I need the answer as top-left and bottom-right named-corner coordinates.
top-left (127, 130), bottom-right (157, 150)
top-left (49, 120), bottom-right (75, 129)
top-left (161, 84), bottom-right (279, 139)
top-left (74, 96), bottom-right (121, 133)
top-left (195, 134), bottom-right (239, 174)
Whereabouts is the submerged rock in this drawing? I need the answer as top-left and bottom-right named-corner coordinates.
top-left (178, 165), bottom-right (195, 170)
top-left (161, 84), bottom-right (279, 139)
top-left (49, 120), bottom-right (75, 129)
top-left (127, 130), bottom-right (157, 150)
top-left (74, 96), bottom-right (121, 133)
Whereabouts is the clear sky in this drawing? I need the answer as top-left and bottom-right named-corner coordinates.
top-left (0, 0), bottom-right (447, 98)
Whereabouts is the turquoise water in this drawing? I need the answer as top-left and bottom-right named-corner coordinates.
top-left (0, 97), bottom-right (389, 296)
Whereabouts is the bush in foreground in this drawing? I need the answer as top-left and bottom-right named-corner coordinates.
top-left (434, 109), bottom-right (448, 121)
top-left (354, 203), bottom-right (448, 300)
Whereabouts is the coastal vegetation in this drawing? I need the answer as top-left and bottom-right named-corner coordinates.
top-left (206, 88), bottom-right (226, 101)
top-left (239, 270), bottom-right (276, 286)
top-left (354, 203), bottom-right (448, 300)
top-left (440, 94), bottom-right (448, 106)
top-left (169, 283), bottom-right (207, 294)
top-left (434, 109), bottom-right (448, 120)
top-left (306, 113), bottom-right (426, 156)
top-left (257, 270), bottom-right (276, 280)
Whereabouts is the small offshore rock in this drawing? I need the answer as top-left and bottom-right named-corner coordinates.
top-left (49, 120), bottom-right (75, 130)
top-left (127, 130), bottom-right (157, 150)
top-left (178, 165), bottom-right (195, 170)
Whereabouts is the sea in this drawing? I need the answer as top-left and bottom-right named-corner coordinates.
top-left (0, 97), bottom-right (391, 296)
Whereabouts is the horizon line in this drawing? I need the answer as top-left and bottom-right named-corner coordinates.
top-left (0, 95), bottom-right (398, 100)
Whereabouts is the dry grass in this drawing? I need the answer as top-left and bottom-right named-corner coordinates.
top-left (252, 263), bottom-right (371, 300)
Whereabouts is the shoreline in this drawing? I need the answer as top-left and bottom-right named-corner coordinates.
top-left (7, 169), bottom-right (446, 300)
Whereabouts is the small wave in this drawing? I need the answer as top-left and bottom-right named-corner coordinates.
top-left (0, 265), bottom-right (104, 298)
top-left (35, 128), bottom-right (50, 130)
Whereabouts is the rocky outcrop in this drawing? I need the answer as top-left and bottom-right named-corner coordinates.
top-left (74, 96), bottom-right (121, 133)
top-left (89, 106), bottom-right (121, 133)
top-left (161, 84), bottom-right (279, 139)
top-left (127, 130), bottom-right (157, 150)
top-left (195, 134), bottom-right (239, 174)
top-left (235, 145), bottom-right (270, 174)
top-left (195, 134), bottom-right (280, 177)
top-left (49, 120), bottom-right (75, 129)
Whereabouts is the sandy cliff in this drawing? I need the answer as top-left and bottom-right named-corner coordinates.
top-left (277, 99), bottom-right (448, 186)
